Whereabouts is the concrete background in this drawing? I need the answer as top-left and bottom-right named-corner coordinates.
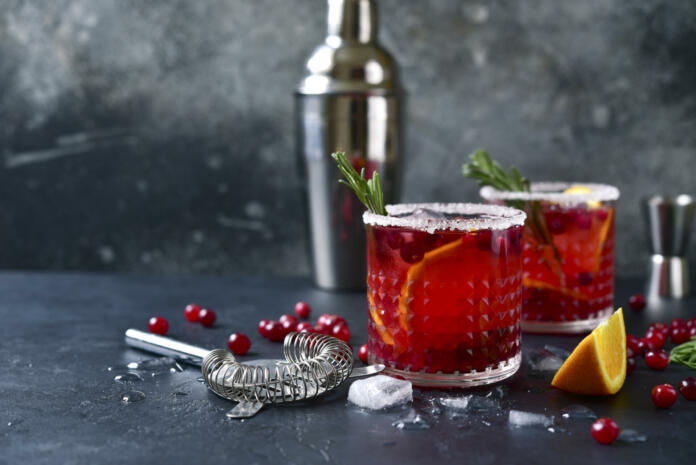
top-left (1, 0), bottom-right (695, 277)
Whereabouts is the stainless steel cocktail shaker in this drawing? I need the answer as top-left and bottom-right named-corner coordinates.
top-left (296, 0), bottom-right (403, 290)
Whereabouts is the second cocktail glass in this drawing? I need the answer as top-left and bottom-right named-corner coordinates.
top-left (363, 203), bottom-right (526, 387)
top-left (480, 182), bottom-right (620, 334)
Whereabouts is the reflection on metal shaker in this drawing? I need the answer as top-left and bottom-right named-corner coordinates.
top-left (296, 0), bottom-right (403, 290)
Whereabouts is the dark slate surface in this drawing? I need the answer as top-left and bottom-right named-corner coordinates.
top-left (1, 1), bottom-right (696, 277)
top-left (2, 271), bottom-right (695, 464)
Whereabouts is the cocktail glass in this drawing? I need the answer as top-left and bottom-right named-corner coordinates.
top-left (480, 183), bottom-right (620, 334)
top-left (364, 203), bottom-right (526, 387)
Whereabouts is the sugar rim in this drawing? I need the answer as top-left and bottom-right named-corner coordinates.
top-left (362, 203), bottom-right (526, 233)
top-left (480, 182), bottom-right (620, 203)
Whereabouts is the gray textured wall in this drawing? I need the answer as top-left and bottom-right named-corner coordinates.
top-left (1, 0), bottom-right (695, 277)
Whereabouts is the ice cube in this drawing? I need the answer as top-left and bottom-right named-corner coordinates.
top-left (347, 375), bottom-right (412, 410)
top-left (525, 348), bottom-right (564, 373)
top-left (508, 410), bottom-right (554, 428)
top-left (543, 345), bottom-right (571, 360)
top-left (560, 404), bottom-right (597, 420)
top-left (392, 410), bottom-right (431, 430)
top-left (617, 429), bottom-right (647, 443)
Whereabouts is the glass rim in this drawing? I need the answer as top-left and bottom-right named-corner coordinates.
top-left (480, 182), bottom-right (620, 203)
top-left (362, 202), bottom-right (526, 233)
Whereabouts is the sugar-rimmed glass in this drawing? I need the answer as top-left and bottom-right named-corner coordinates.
top-left (480, 182), bottom-right (620, 334)
top-left (363, 203), bottom-right (526, 387)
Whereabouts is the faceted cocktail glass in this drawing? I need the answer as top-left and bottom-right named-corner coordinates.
top-left (364, 203), bottom-right (526, 387)
top-left (480, 183), bottom-right (620, 334)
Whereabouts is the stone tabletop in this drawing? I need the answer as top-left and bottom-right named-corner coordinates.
top-left (2, 272), bottom-right (695, 464)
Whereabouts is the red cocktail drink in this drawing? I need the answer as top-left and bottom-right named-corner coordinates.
top-left (481, 183), bottom-right (619, 333)
top-left (364, 203), bottom-right (526, 387)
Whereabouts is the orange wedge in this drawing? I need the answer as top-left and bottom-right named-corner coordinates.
top-left (551, 308), bottom-right (626, 395)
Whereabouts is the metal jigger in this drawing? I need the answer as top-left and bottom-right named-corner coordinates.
top-left (643, 195), bottom-right (695, 299)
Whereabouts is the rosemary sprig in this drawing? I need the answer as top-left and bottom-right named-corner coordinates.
top-left (670, 336), bottom-right (696, 370)
top-left (463, 149), bottom-right (563, 270)
top-left (331, 151), bottom-right (387, 216)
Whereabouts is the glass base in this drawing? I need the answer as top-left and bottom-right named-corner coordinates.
top-left (521, 306), bottom-right (614, 334)
top-left (375, 353), bottom-right (521, 388)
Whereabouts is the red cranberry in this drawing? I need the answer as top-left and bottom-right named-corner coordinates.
top-left (626, 356), bottom-right (636, 375)
top-left (358, 344), bottom-right (368, 364)
top-left (636, 338), bottom-right (648, 355)
top-left (686, 318), bottom-right (696, 329)
top-left (400, 241), bottom-right (425, 263)
top-left (316, 314), bottom-right (346, 332)
top-left (591, 418), bottom-right (620, 445)
top-left (547, 212), bottom-right (566, 235)
top-left (296, 322), bottom-right (313, 332)
top-left (386, 231), bottom-right (405, 249)
top-left (670, 318), bottom-right (685, 330)
top-left (649, 322), bottom-right (669, 336)
top-left (644, 350), bottom-right (670, 371)
top-left (577, 272), bottom-right (593, 286)
top-left (198, 308), bottom-right (216, 327)
top-left (227, 333), bottom-right (251, 355)
top-left (265, 321), bottom-right (285, 342)
top-left (475, 230), bottom-right (492, 251)
top-left (678, 377), bottom-right (696, 400)
top-left (314, 325), bottom-right (330, 335)
top-left (644, 330), bottom-right (665, 349)
top-left (184, 303), bottom-right (201, 322)
top-left (258, 319), bottom-right (270, 337)
top-left (626, 347), bottom-right (635, 358)
top-left (690, 327), bottom-right (696, 338)
top-left (281, 318), bottom-right (297, 335)
top-left (626, 334), bottom-right (640, 352)
top-left (575, 212), bottom-right (593, 230)
top-left (331, 323), bottom-right (351, 342)
top-left (148, 316), bottom-right (169, 335)
top-left (279, 314), bottom-right (298, 326)
top-left (628, 293), bottom-right (645, 311)
top-left (671, 326), bottom-right (690, 344)
top-left (651, 384), bottom-right (677, 408)
top-left (294, 301), bottom-right (311, 319)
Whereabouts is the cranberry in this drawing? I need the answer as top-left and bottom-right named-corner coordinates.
top-left (316, 314), bottom-right (346, 332)
top-left (386, 231), bottom-right (405, 249)
top-left (258, 319), bottom-right (270, 337)
top-left (314, 325), bottom-right (330, 335)
top-left (475, 230), bottom-right (492, 251)
top-left (628, 293), bottom-right (645, 311)
top-left (331, 323), bottom-right (351, 342)
top-left (671, 326), bottom-right (690, 344)
top-left (148, 316), bottom-right (169, 335)
top-left (649, 322), bottom-right (669, 336)
top-left (626, 347), bottom-right (635, 358)
top-left (626, 334), bottom-right (640, 352)
top-left (626, 356), bottom-right (636, 375)
top-left (547, 212), bottom-right (566, 235)
top-left (686, 318), bottom-right (696, 329)
top-left (265, 321), bottom-right (285, 342)
top-left (690, 326), bottom-right (696, 338)
top-left (577, 272), bottom-right (593, 286)
top-left (279, 314), bottom-right (298, 326)
top-left (670, 318), bottom-right (685, 330)
top-left (635, 338), bottom-right (648, 355)
top-left (400, 241), bottom-right (425, 263)
top-left (227, 333), bottom-right (251, 355)
top-left (678, 377), bottom-right (696, 400)
top-left (198, 308), bottom-right (216, 327)
top-left (651, 384), bottom-right (677, 408)
top-left (296, 322), bottom-right (313, 332)
top-left (294, 301), bottom-right (311, 319)
top-left (575, 212), bottom-right (593, 230)
top-left (184, 303), bottom-right (201, 322)
top-left (281, 318), bottom-right (297, 335)
top-left (358, 344), bottom-right (368, 364)
top-left (644, 350), bottom-right (670, 371)
top-left (644, 330), bottom-right (665, 349)
top-left (591, 418), bottom-right (620, 445)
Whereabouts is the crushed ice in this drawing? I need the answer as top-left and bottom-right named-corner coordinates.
top-left (560, 404), bottom-right (597, 420)
top-left (347, 375), bottom-right (412, 410)
top-left (508, 410), bottom-right (554, 428)
top-left (617, 429), bottom-right (647, 443)
top-left (392, 410), bottom-right (431, 430)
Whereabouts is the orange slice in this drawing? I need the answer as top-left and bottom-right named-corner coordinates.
top-left (563, 185), bottom-right (600, 208)
top-left (551, 308), bottom-right (626, 395)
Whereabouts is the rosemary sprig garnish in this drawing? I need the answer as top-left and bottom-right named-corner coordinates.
top-left (332, 151), bottom-right (387, 215)
top-left (670, 336), bottom-right (696, 370)
top-left (463, 149), bottom-right (563, 271)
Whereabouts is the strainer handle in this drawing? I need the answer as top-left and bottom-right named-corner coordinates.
top-left (125, 328), bottom-right (211, 366)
